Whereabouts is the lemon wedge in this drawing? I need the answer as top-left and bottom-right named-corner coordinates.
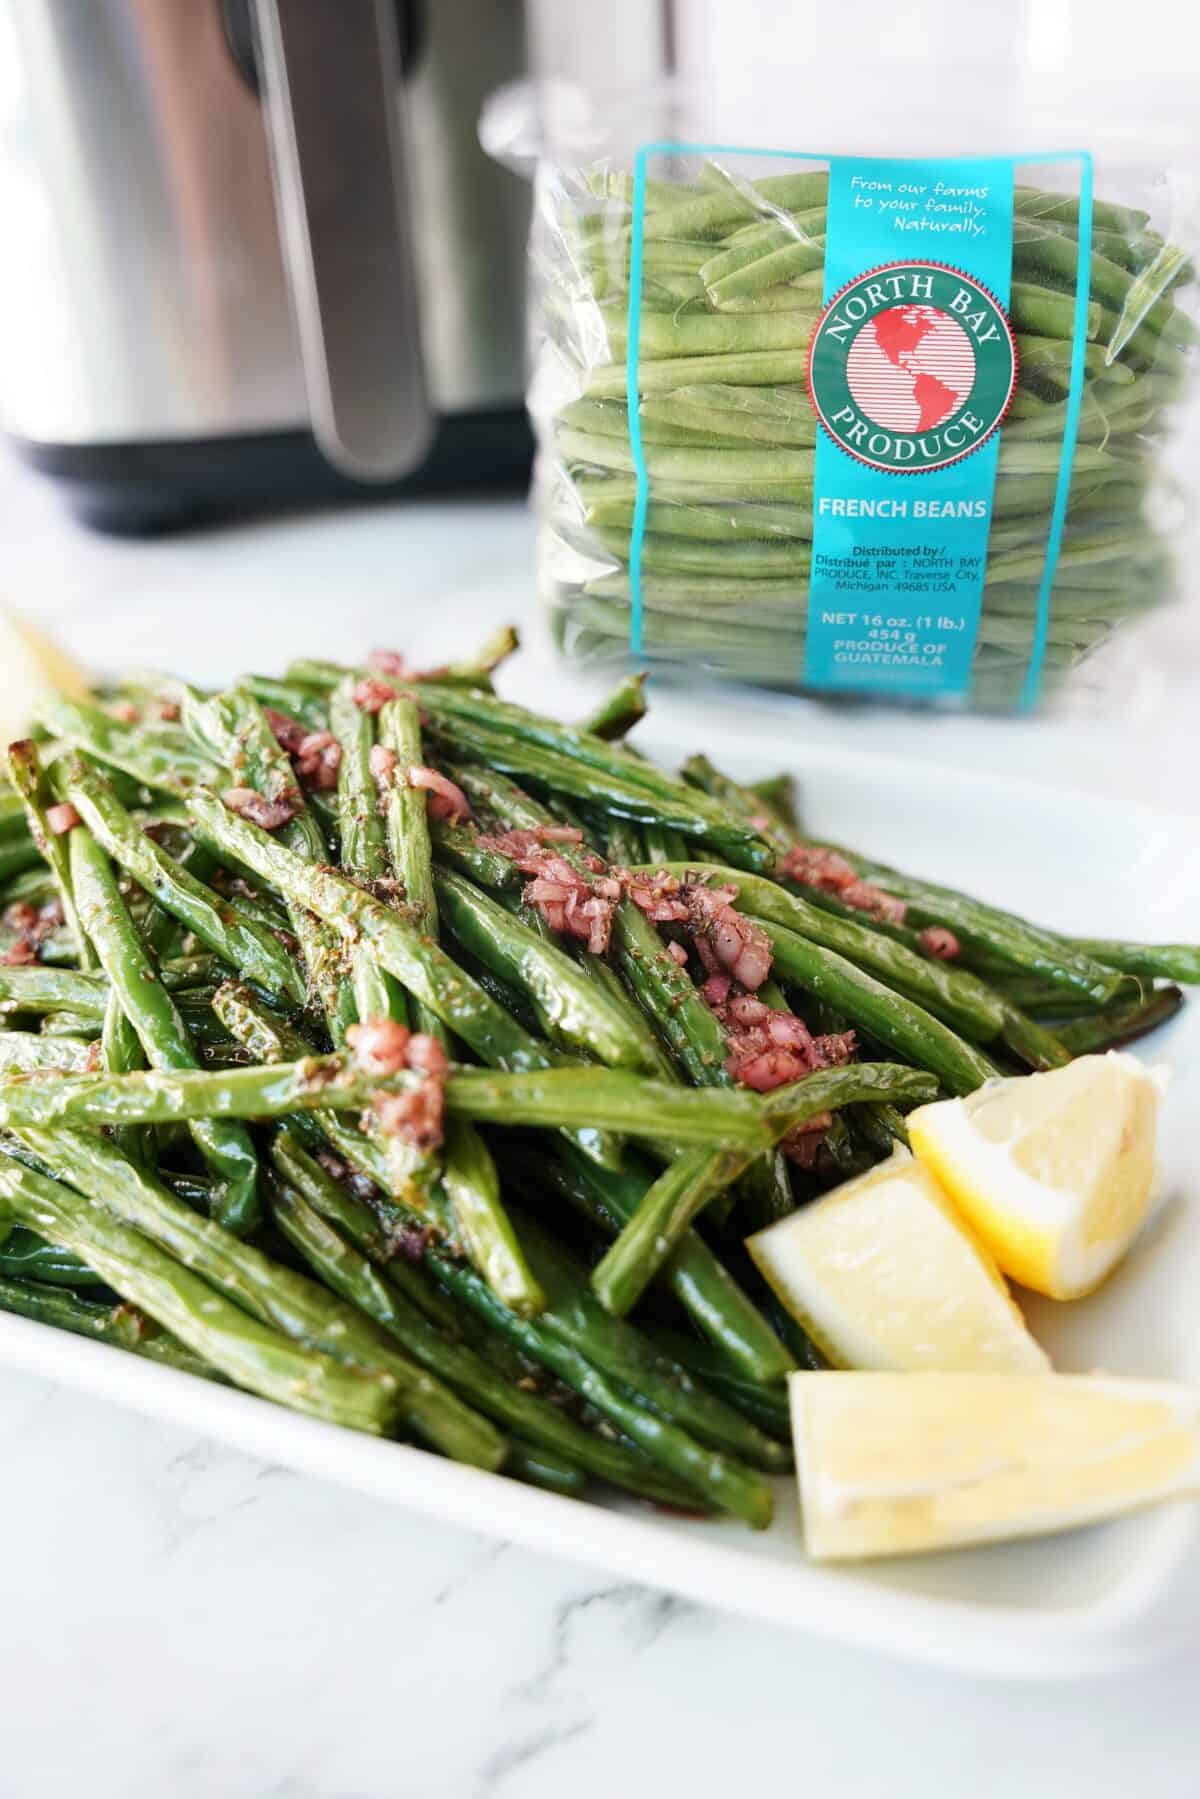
top-left (790, 1372), bottom-right (1200, 1560)
top-left (746, 1150), bottom-right (1048, 1373)
top-left (908, 1053), bottom-right (1164, 1301)
top-left (0, 608), bottom-right (91, 751)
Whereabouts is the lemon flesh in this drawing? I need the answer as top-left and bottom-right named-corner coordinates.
top-left (0, 608), bottom-right (91, 751)
top-left (747, 1150), bottom-right (1048, 1374)
top-left (909, 1053), bottom-right (1163, 1301)
top-left (791, 1372), bottom-right (1200, 1560)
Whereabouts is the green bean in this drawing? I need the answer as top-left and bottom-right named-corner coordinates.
top-left (0, 1272), bottom-right (218, 1377)
top-left (607, 309), bottom-right (817, 359)
top-left (278, 1144), bottom-right (694, 1496)
top-left (434, 868), bottom-right (656, 1072)
top-left (1012, 233), bottom-right (1191, 340)
top-left (188, 788), bottom-right (561, 1072)
top-left (1014, 186), bottom-right (1150, 234)
top-left (327, 699), bottom-right (552, 1303)
top-left (212, 982), bottom-right (475, 1274)
top-left (68, 827), bottom-right (261, 1235)
top-left (266, 1149), bottom-right (711, 1505)
top-left (268, 1130), bottom-right (459, 1332)
top-left (5, 739), bottom-right (92, 965)
top-left (560, 396), bottom-right (734, 448)
top-left (0, 1224), bottom-right (106, 1287)
top-left (37, 1011), bottom-right (101, 1039)
top-left (638, 168), bottom-right (829, 244)
top-left (0, 837), bottom-right (44, 885)
top-left (641, 824), bottom-right (688, 863)
top-left (0, 790), bottom-right (28, 835)
top-left (329, 677), bottom-right (389, 884)
top-left (849, 1101), bottom-right (911, 1157)
top-left (1016, 333), bottom-right (1136, 387)
top-left (325, 679), bottom-right (414, 1058)
top-left (0, 1031), bottom-right (93, 1072)
top-left (996, 1005), bottom-right (1072, 1072)
top-left (1056, 985), bottom-right (1184, 1053)
top-left (284, 628), bottom-right (520, 698)
top-left (1067, 939), bottom-right (1200, 985)
top-left (511, 1210), bottom-right (789, 1468)
top-left (17, 1124), bottom-right (504, 1469)
top-left (508, 1140), bottom-right (794, 1383)
top-left (644, 1328), bottom-right (791, 1440)
top-left (642, 387), bottom-right (818, 448)
top-left (447, 762), bottom-right (735, 1087)
top-left (591, 1063), bottom-right (936, 1317)
top-left (419, 721), bottom-right (771, 877)
top-left (0, 966), bottom-right (109, 1019)
top-left (579, 672), bottom-right (648, 740)
top-left (0, 1056), bottom-right (797, 1150)
top-left (440, 1117), bottom-right (544, 1317)
top-left (418, 688), bottom-right (752, 827)
top-left (0, 866), bottom-right (57, 909)
top-left (650, 862), bottom-right (1007, 1043)
top-left (585, 350), bottom-right (812, 400)
top-left (100, 981), bottom-right (150, 1166)
top-left (504, 1441), bottom-right (588, 1494)
top-left (811, 847), bottom-right (1125, 1004)
top-left (185, 686), bottom-right (357, 1043)
top-left (240, 676), bottom-right (330, 731)
top-left (0, 1152), bottom-right (397, 1434)
top-left (699, 208), bottom-right (824, 268)
top-left (63, 754), bottom-right (306, 1005)
top-left (429, 818), bottom-right (523, 891)
top-left (752, 916), bottom-right (999, 1092)
top-left (34, 696), bottom-right (215, 796)
top-left (425, 1239), bottom-right (774, 1528)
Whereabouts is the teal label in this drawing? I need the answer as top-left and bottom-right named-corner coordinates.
top-left (805, 158), bottom-right (1016, 697)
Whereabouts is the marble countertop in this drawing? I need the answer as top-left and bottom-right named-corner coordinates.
top-left (2, 451), bottom-right (1198, 1799)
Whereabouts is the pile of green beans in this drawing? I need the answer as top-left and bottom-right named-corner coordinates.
top-left (0, 634), bottom-right (1192, 1526)
top-left (532, 161), bottom-right (1195, 705)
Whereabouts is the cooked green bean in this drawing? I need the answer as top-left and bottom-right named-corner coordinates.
top-left (17, 1124), bottom-right (504, 1467)
top-left (0, 1152), bottom-right (397, 1434)
top-left (591, 1063), bottom-right (936, 1317)
top-left (579, 673), bottom-right (648, 740)
top-left (1067, 939), bottom-right (1200, 985)
top-left (63, 754), bottom-right (306, 1005)
top-left (434, 867), bottom-right (657, 1072)
top-left (645, 862), bottom-right (1006, 1042)
top-left (0, 1272), bottom-right (218, 1376)
top-left (1055, 984), bottom-right (1184, 1053)
top-left (425, 1231), bottom-right (776, 1528)
top-left (0, 1224), bottom-right (106, 1287)
top-left (0, 1057), bottom-right (800, 1149)
top-left (507, 1140), bottom-right (793, 1383)
top-left (5, 739), bottom-right (93, 965)
top-left (268, 1146), bottom-right (723, 1505)
top-left (68, 827), bottom-right (261, 1236)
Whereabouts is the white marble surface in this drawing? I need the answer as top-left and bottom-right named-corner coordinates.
top-left (2, 451), bottom-right (1199, 1798)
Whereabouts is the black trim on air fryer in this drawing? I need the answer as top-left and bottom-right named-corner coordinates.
top-left (9, 410), bottom-right (533, 536)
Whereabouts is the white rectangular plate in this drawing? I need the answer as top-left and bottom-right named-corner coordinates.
top-left (2, 729), bottom-right (1197, 1678)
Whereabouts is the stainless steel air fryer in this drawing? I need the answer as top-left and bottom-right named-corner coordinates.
top-left (0, 0), bottom-right (532, 530)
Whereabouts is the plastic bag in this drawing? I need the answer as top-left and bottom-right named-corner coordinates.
top-left (485, 79), bottom-right (1197, 710)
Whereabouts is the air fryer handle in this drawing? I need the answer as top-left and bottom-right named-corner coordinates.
top-left (251, 0), bottom-right (432, 481)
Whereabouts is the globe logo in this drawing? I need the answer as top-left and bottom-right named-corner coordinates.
top-left (845, 305), bottom-right (976, 434)
top-left (807, 263), bottom-right (1017, 473)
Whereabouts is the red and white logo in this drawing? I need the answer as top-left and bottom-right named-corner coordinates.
top-left (845, 304), bottom-right (976, 435)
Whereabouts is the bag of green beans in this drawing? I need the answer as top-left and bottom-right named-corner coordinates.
top-left (486, 85), bottom-right (1196, 710)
